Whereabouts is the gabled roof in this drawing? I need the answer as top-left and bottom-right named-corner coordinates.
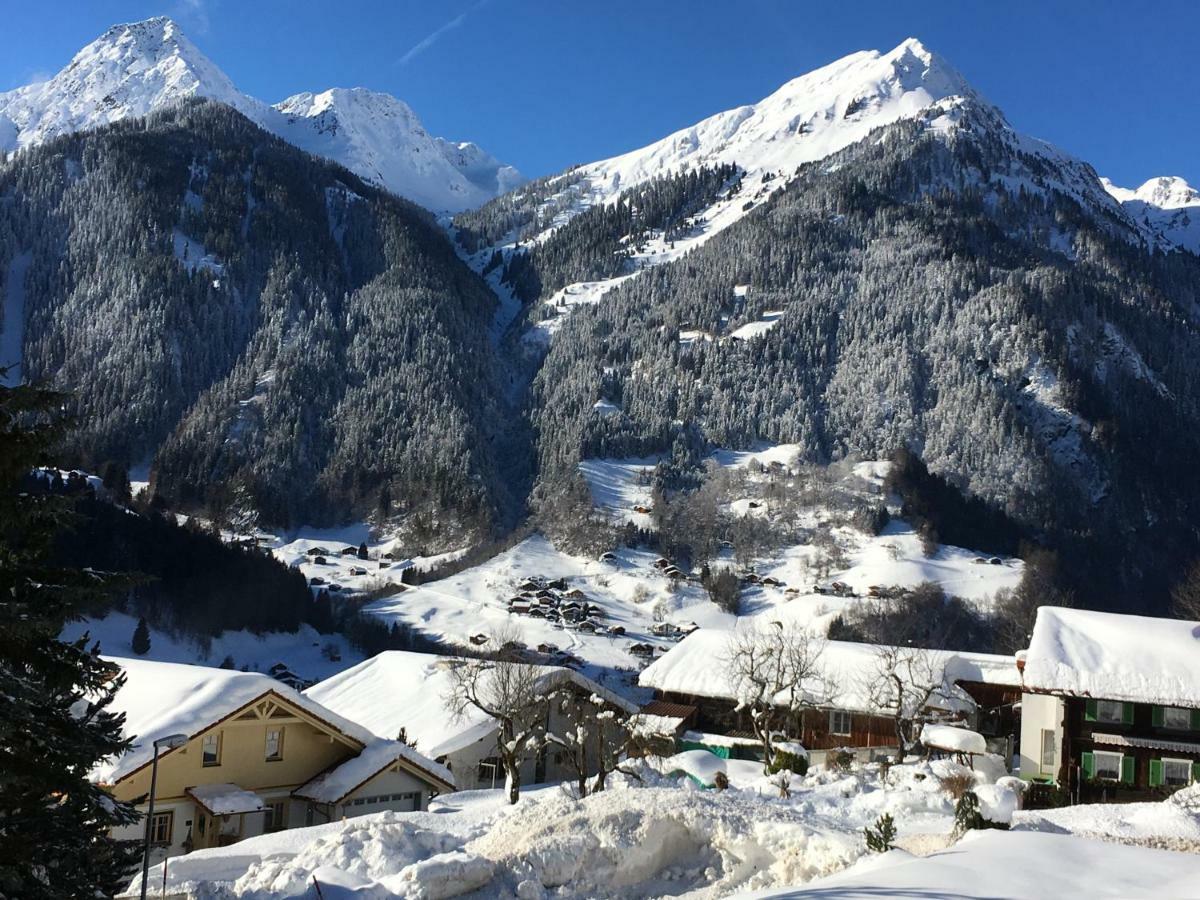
top-left (1022, 606), bottom-right (1200, 707)
top-left (94, 656), bottom-right (374, 785)
top-left (304, 650), bottom-right (637, 757)
top-left (638, 629), bottom-right (1019, 715)
top-left (294, 737), bottom-right (455, 803)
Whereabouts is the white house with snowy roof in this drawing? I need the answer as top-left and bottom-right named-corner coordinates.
top-left (304, 650), bottom-right (638, 789)
top-left (95, 657), bottom-right (453, 866)
top-left (638, 629), bottom-right (1021, 760)
top-left (1018, 607), bottom-right (1200, 798)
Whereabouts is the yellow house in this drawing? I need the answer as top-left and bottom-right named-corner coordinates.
top-left (96, 657), bottom-right (454, 864)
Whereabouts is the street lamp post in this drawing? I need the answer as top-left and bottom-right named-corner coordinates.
top-left (139, 733), bottom-right (188, 900)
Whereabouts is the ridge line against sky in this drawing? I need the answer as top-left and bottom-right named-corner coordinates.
top-left (2, 0), bottom-right (1197, 187)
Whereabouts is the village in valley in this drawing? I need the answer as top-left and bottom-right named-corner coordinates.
top-left (58, 450), bottom-right (1200, 898)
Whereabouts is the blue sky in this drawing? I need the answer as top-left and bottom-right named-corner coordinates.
top-left (2, 1), bottom-right (1195, 187)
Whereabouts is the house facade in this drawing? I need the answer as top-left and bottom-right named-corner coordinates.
top-left (638, 629), bottom-right (1021, 762)
top-left (97, 658), bottom-right (453, 865)
top-left (1018, 607), bottom-right (1200, 800)
top-left (304, 650), bottom-right (639, 790)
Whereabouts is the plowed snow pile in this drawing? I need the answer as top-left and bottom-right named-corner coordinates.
top-left (466, 786), bottom-right (862, 897)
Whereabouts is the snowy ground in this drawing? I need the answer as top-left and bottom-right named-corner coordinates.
top-left (123, 758), bottom-right (1200, 899)
top-left (743, 829), bottom-right (1200, 899)
top-left (60, 611), bottom-right (363, 682)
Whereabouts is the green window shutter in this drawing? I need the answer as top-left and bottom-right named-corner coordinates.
top-left (1149, 759), bottom-right (1164, 787)
top-left (1081, 751), bottom-right (1095, 778)
top-left (1193, 762), bottom-right (1200, 784)
top-left (1121, 703), bottom-right (1134, 725)
top-left (1191, 709), bottom-right (1200, 731)
top-left (1152, 706), bottom-right (1164, 728)
top-left (1084, 699), bottom-right (1098, 722)
top-left (1121, 755), bottom-right (1135, 784)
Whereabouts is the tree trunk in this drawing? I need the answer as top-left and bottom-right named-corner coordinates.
top-left (504, 754), bottom-right (521, 805)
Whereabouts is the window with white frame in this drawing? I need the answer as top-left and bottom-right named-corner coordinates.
top-left (1163, 758), bottom-right (1193, 786)
top-left (1162, 707), bottom-right (1192, 730)
top-left (202, 732), bottom-right (221, 766)
top-left (1093, 750), bottom-right (1122, 781)
top-left (1095, 700), bottom-right (1125, 724)
top-left (265, 727), bottom-right (284, 762)
top-left (1039, 729), bottom-right (1055, 771)
top-left (829, 709), bottom-right (852, 736)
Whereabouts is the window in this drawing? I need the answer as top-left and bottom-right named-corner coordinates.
top-left (829, 709), bottom-right (852, 736)
top-left (149, 811), bottom-right (173, 845)
top-left (197, 814), bottom-right (206, 838)
top-left (1095, 700), bottom-right (1125, 724)
top-left (263, 800), bottom-right (286, 832)
top-left (265, 727), bottom-right (284, 762)
top-left (1163, 758), bottom-right (1194, 787)
top-left (1162, 707), bottom-right (1192, 730)
top-left (1039, 729), bottom-right (1055, 772)
top-left (202, 732), bottom-right (221, 766)
top-left (1093, 750), bottom-right (1123, 781)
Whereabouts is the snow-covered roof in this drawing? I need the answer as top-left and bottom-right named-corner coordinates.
top-left (1022, 606), bottom-right (1200, 707)
top-left (294, 737), bottom-right (454, 803)
top-left (95, 656), bottom-right (374, 785)
top-left (921, 723), bottom-right (987, 755)
top-left (186, 784), bottom-right (265, 817)
top-left (303, 650), bottom-right (636, 759)
top-left (638, 630), bottom-right (1018, 715)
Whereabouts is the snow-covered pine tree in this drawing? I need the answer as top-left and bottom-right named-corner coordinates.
top-left (0, 378), bottom-right (140, 898)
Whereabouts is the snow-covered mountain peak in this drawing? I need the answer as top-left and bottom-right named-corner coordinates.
top-left (276, 87), bottom-right (421, 127)
top-left (0, 16), bottom-right (255, 150)
top-left (0, 18), bottom-right (521, 212)
top-left (1102, 176), bottom-right (1200, 254)
top-left (1132, 176), bottom-right (1197, 209)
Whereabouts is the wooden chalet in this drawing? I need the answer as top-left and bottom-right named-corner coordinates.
top-left (1019, 607), bottom-right (1200, 802)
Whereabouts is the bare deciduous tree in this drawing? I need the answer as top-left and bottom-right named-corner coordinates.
top-left (862, 645), bottom-right (955, 761)
top-left (544, 683), bottom-right (638, 797)
top-left (724, 623), bottom-right (829, 772)
top-left (444, 628), bottom-right (548, 804)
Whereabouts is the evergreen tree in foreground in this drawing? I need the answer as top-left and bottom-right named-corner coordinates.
top-left (0, 376), bottom-right (140, 898)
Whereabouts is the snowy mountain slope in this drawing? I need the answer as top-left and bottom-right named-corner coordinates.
top-left (0, 17), bottom-right (520, 212)
top-left (458, 38), bottom-right (1149, 327)
top-left (1102, 176), bottom-right (1200, 254)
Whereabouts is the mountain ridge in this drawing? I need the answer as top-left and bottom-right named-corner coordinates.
top-left (0, 17), bottom-right (521, 212)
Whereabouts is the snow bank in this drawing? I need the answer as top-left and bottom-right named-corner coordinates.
top-left (232, 815), bottom-right (464, 896)
top-left (973, 777), bottom-right (1025, 826)
top-left (467, 786), bottom-right (863, 895)
top-left (744, 829), bottom-right (1200, 898)
top-left (388, 851), bottom-right (495, 899)
top-left (661, 749), bottom-right (728, 787)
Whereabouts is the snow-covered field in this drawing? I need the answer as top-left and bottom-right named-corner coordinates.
top-left (124, 759), bottom-right (1200, 899)
top-left (60, 611), bottom-right (363, 682)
